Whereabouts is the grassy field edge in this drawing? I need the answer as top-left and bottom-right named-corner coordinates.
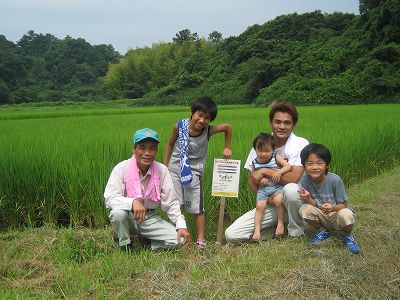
top-left (1, 166), bottom-right (399, 299)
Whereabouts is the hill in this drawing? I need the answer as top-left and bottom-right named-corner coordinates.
top-left (1, 0), bottom-right (399, 105)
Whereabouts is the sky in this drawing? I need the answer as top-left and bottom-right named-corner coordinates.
top-left (0, 0), bottom-right (360, 54)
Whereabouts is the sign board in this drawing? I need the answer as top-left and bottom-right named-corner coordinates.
top-left (211, 159), bottom-right (241, 197)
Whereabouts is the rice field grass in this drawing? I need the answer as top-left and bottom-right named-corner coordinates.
top-left (0, 104), bottom-right (399, 238)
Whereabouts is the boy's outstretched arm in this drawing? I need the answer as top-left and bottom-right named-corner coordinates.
top-left (163, 124), bottom-right (178, 166)
top-left (209, 124), bottom-right (232, 158)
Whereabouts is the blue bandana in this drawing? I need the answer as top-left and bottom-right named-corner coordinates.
top-left (177, 118), bottom-right (192, 185)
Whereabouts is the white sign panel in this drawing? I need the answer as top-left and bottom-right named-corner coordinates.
top-left (211, 159), bottom-right (241, 197)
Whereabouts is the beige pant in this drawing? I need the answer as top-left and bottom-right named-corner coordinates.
top-left (299, 204), bottom-right (355, 231)
top-left (109, 209), bottom-right (179, 250)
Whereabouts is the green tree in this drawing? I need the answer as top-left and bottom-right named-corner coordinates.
top-left (359, 0), bottom-right (385, 16)
top-left (172, 29), bottom-right (199, 45)
top-left (208, 31), bottom-right (223, 43)
top-left (18, 30), bottom-right (59, 57)
top-left (0, 79), bottom-right (10, 104)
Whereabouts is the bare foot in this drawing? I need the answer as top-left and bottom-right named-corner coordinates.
top-left (275, 222), bottom-right (285, 236)
top-left (252, 231), bottom-right (261, 241)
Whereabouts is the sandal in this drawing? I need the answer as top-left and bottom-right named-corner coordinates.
top-left (196, 240), bottom-right (207, 250)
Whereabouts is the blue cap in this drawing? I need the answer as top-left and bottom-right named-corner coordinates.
top-left (133, 128), bottom-right (160, 144)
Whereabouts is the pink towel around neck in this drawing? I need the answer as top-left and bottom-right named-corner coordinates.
top-left (124, 155), bottom-right (161, 203)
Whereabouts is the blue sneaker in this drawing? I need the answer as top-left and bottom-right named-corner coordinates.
top-left (341, 235), bottom-right (360, 254)
top-left (310, 230), bottom-right (331, 246)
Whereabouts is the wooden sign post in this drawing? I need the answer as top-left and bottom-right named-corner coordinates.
top-left (211, 159), bottom-right (241, 244)
top-left (216, 196), bottom-right (226, 244)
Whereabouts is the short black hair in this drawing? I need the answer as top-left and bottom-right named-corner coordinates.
top-left (300, 143), bottom-right (331, 174)
top-left (253, 132), bottom-right (276, 151)
top-left (190, 96), bottom-right (217, 122)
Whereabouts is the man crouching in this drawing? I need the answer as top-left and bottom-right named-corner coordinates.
top-left (104, 128), bottom-right (190, 251)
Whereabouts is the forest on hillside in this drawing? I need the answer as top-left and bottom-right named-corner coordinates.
top-left (0, 0), bottom-right (399, 106)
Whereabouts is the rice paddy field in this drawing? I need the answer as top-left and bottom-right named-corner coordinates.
top-left (1, 103), bottom-right (399, 238)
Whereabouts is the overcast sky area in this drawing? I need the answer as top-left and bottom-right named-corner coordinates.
top-left (1, 0), bottom-right (360, 54)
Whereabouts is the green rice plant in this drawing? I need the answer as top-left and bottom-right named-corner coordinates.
top-left (297, 105), bottom-right (400, 184)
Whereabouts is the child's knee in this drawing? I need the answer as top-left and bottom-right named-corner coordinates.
top-left (274, 194), bottom-right (283, 206)
top-left (337, 208), bottom-right (355, 227)
top-left (256, 200), bottom-right (267, 210)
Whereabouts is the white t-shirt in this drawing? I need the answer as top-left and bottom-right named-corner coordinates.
top-left (245, 132), bottom-right (309, 171)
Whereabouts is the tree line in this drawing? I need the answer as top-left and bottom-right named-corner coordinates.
top-left (0, 0), bottom-right (399, 106)
top-left (0, 32), bottom-right (120, 104)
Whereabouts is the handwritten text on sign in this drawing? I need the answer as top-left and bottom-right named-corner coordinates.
top-left (211, 159), bottom-right (241, 197)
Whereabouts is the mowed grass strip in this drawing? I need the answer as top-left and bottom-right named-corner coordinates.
top-left (0, 104), bottom-right (399, 232)
top-left (0, 166), bottom-right (399, 299)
